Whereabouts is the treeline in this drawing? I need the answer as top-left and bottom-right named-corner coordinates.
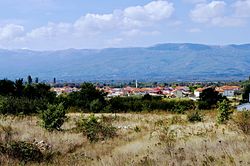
top-left (0, 79), bottom-right (197, 115)
top-left (0, 78), bottom-right (56, 115)
top-left (0, 78), bottom-right (230, 115)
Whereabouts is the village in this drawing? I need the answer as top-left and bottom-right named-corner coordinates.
top-left (51, 84), bottom-right (241, 100)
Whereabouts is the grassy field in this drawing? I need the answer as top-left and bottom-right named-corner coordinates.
top-left (1, 110), bottom-right (250, 166)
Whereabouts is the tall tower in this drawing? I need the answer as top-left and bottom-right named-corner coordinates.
top-left (136, 80), bottom-right (138, 88)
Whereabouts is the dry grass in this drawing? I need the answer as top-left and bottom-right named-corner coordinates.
top-left (0, 111), bottom-right (250, 166)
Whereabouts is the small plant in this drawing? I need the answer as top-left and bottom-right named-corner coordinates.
top-left (76, 114), bottom-right (117, 142)
top-left (217, 100), bottom-right (232, 124)
top-left (187, 111), bottom-right (203, 122)
top-left (170, 115), bottom-right (185, 125)
top-left (233, 111), bottom-right (250, 134)
top-left (39, 103), bottom-right (67, 131)
top-left (159, 127), bottom-right (177, 148)
top-left (0, 124), bottom-right (14, 143)
top-left (134, 126), bottom-right (141, 132)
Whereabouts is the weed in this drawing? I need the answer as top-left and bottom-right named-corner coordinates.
top-left (187, 111), bottom-right (203, 122)
top-left (134, 126), bottom-right (141, 133)
top-left (233, 111), bottom-right (250, 134)
top-left (76, 114), bottom-right (117, 142)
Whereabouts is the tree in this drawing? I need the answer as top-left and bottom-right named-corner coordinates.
top-left (217, 99), bottom-right (232, 124)
top-left (67, 83), bottom-right (107, 111)
top-left (90, 99), bottom-right (103, 113)
top-left (142, 93), bottom-right (152, 101)
top-left (242, 83), bottom-right (250, 103)
top-left (35, 77), bottom-right (39, 84)
top-left (39, 103), bottom-right (66, 131)
top-left (14, 79), bottom-right (24, 97)
top-left (0, 79), bottom-right (15, 96)
top-left (22, 83), bottom-right (56, 103)
top-left (27, 75), bottom-right (32, 85)
top-left (199, 87), bottom-right (226, 109)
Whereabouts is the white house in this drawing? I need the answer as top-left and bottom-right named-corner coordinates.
top-left (194, 88), bottom-right (204, 98)
top-left (216, 86), bottom-right (240, 97)
top-left (237, 103), bottom-right (250, 111)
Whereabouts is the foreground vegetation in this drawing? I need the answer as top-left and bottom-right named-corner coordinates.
top-left (1, 78), bottom-right (250, 165)
top-left (1, 110), bottom-right (250, 165)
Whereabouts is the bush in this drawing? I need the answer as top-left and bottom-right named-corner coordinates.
top-left (3, 141), bottom-right (43, 163)
top-left (76, 114), bottom-right (117, 142)
top-left (217, 100), bottom-right (232, 124)
top-left (233, 111), bottom-right (250, 134)
top-left (134, 126), bottom-right (141, 132)
top-left (197, 101), bottom-right (210, 110)
top-left (187, 111), bottom-right (203, 122)
top-left (0, 96), bottom-right (47, 115)
top-left (0, 124), bottom-right (14, 143)
top-left (39, 103), bottom-right (66, 131)
top-left (107, 97), bottom-right (195, 113)
top-left (170, 115), bottom-right (186, 125)
top-left (89, 99), bottom-right (103, 113)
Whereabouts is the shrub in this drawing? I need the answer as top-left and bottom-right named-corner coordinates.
top-left (89, 99), bottom-right (103, 113)
top-left (197, 101), bottom-right (210, 110)
top-left (134, 126), bottom-right (141, 132)
top-left (0, 124), bottom-right (14, 143)
top-left (0, 96), bottom-right (47, 115)
top-left (217, 100), bottom-right (232, 124)
top-left (170, 115), bottom-right (186, 125)
top-left (187, 111), bottom-right (203, 122)
top-left (3, 141), bottom-right (43, 163)
top-left (76, 114), bottom-right (117, 142)
top-left (40, 103), bottom-right (66, 131)
top-left (233, 111), bottom-right (250, 134)
top-left (107, 97), bottom-right (195, 113)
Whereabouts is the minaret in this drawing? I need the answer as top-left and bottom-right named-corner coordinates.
top-left (136, 80), bottom-right (138, 88)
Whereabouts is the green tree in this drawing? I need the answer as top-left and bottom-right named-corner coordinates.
top-left (90, 99), bottom-right (103, 113)
top-left (0, 79), bottom-right (15, 96)
top-left (40, 103), bottom-right (66, 131)
top-left (35, 77), bottom-right (39, 84)
top-left (67, 82), bottom-right (106, 111)
top-left (217, 99), bottom-right (232, 124)
top-left (27, 75), bottom-right (32, 85)
top-left (242, 83), bottom-right (250, 103)
top-left (199, 87), bottom-right (225, 109)
top-left (14, 78), bottom-right (24, 97)
top-left (23, 83), bottom-right (56, 102)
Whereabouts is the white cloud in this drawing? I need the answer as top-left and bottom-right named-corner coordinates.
top-left (190, 1), bottom-right (245, 27)
top-left (0, 1), bottom-right (175, 49)
top-left (188, 28), bottom-right (201, 32)
top-left (124, 1), bottom-right (174, 21)
top-left (183, 0), bottom-right (207, 4)
top-left (26, 22), bottom-right (72, 39)
top-left (233, 0), bottom-right (250, 18)
top-left (74, 0), bottom-right (174, 32)
top-left (190, 1), bottom-right (226, 23)
top-left (0, 24), bottom-right (24, 41)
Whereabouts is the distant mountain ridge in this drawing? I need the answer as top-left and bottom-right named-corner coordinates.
top-left (0, 43), bottom-right (250, 81)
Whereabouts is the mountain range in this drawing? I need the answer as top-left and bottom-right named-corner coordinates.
top-left (1, 43), bottom-right (250, 82)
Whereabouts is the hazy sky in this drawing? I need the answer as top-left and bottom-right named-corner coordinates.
top-left (0, 0), bottom-right (249, 50)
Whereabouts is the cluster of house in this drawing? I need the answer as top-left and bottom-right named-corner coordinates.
top-left (51, 86), bottom-right (80, 96)
top-left (50, 84), bottom-right (250, 111)
top-left (194, 86), bottom-right (240, 98)
top-left (51, 85), bottom-right (241, 100)
top-left (100, 85), bottom-right (241, 99)
top-left (99, 86), bottom-right (190, 98)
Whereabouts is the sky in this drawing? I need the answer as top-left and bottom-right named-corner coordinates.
top-left (0, 0), bottom-right (250, 50)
